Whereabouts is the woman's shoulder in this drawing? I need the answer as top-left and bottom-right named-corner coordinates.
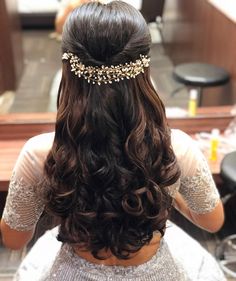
top-left (170, 129), bottom-right (195, 155)
top-left (17, 132), bottom-right (55, 175)
top-left (170, 129), bottom-right (201, 168)
top-left (24, 132), bottom-right (55, 155)
top-left (170, 129), bottom-right (207, 178)
top-left (10, 132), bottom-right (55, 186)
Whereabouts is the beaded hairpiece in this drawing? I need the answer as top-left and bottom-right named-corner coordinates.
top-left (62, 52), bottom-right (150, 85)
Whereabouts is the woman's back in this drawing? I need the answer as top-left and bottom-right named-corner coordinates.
top-left (2, 129), bottom-right (224, 280)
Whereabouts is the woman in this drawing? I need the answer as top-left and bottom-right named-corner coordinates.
top-left (1, 1), bottom-right (225, 280)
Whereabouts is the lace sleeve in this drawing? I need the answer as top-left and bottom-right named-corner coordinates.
top-left (171, 130), bottom-right (220, 214)
top-left (1, 136), bottom-right (49, 231)
top-left (2, 173), bottom-right (44, 231)
top-left (179, 155), bottom-right (220, 214)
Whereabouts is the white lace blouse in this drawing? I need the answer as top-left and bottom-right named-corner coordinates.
top-left (2, 129), bottom-right (220, 232)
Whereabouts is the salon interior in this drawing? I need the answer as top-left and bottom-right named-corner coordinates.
top-left (0, 0), bottom-right (236, 280)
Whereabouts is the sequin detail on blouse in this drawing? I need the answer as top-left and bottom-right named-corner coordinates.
top-left (179, 157), bottom-right (220, 214)
top-left (2, 172), bottom-right (45, 231)
top-left (45, 240), bottom-right (188, 280)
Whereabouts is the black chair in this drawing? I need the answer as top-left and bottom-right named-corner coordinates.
top-left (215, 151), bottom-right (236, 278)
top-left (221, 151), bottom-right (236, 191)
top-left (172, 63), bottom-right (230, 106)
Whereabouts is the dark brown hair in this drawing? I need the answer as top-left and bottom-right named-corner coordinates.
top-left (44, 1), bottom-right (180, 259)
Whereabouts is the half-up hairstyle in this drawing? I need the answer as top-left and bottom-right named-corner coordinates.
top-left (44, 0), bottom-right (180, 259)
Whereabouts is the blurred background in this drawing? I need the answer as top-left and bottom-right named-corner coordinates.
top-left (1, 0), bottom-right (235, 114)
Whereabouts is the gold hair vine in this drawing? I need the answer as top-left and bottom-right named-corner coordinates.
top-left (62, 52), bottom-right (150, 85)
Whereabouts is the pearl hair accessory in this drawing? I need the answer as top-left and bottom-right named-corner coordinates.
top-left (62, 52), bottom-right (150, 85)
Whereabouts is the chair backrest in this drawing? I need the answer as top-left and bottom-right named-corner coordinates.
top-left (220, 150), bottom-right (236, 191)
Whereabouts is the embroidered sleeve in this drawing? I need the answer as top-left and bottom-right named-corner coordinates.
top-left (2, 137), bottom-right (47, 231)
top-left (2, 173), bottom-right (44, 231)
top-left (179, 156), bottom-right (220, 214)
top-left (171, 129), bottom-right (220, 214)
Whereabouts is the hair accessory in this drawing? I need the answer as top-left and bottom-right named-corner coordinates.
top-left (62, 52), bottom-right (150, 85)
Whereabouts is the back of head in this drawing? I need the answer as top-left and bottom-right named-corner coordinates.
top-left (62, 1), bottom-right (151, 66)
top-left (44, 1), bottom-right (180, 260)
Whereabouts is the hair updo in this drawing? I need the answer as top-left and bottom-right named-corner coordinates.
top-left (44, 0), bottom-right (180, 259)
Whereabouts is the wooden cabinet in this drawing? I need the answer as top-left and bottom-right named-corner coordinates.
top-left (0, 0), bottom-right (23, 94)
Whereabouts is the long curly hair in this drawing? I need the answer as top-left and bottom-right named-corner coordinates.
top-left (43, 1), bottom-right (180, 259)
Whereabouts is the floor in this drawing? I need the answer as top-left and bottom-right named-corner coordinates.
top-left (0, 28), bottom-right (235, 280)
top-left (9, 30), bottom-right (61, 113)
